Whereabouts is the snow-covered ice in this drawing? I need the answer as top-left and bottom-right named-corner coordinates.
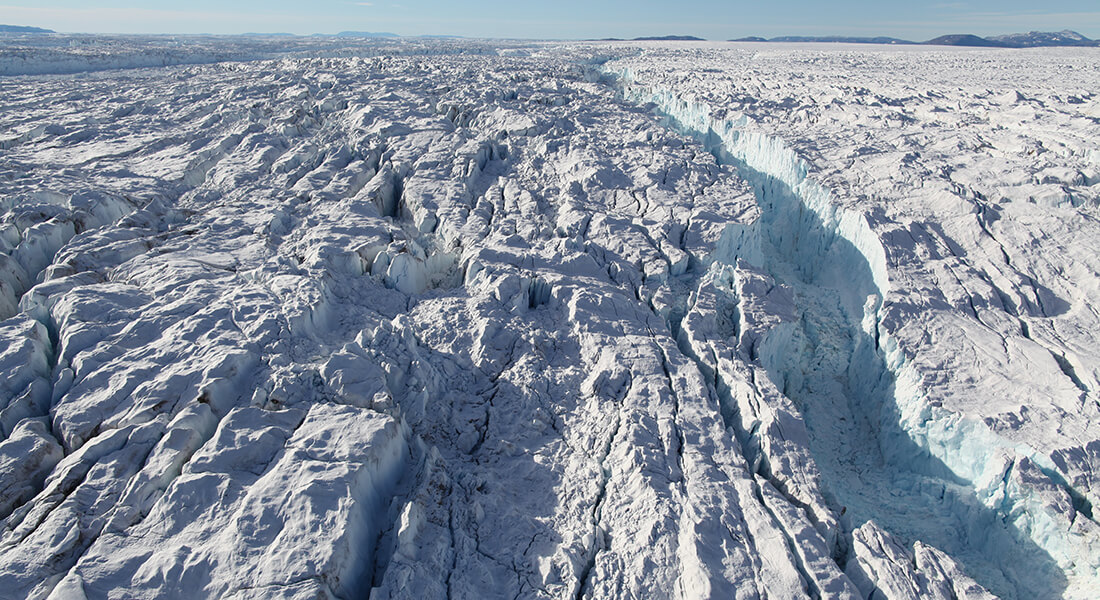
top-left (0, 36), bottom-right (1098, 599)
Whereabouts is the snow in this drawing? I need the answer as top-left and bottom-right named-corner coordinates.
top-left (1, 35), bottom-right (1099, 599)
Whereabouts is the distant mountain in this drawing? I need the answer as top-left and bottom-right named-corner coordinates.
top-left (925, 31), bottom-right (1099, 47)
top-left (924, 34), bottom-right (1012, 47)
top-left (767, 35), bottom-right (914, 45)
top-left (333, 31), bottom-right (399, 38)
top-left (988, 30), bottom-right (1099, 47)
top-left (0, 24), bottom-right (54, 34)
top-left (633, 35), bottom-right (705, 41)
top-left (727, 30), bottom-right (1099, 49)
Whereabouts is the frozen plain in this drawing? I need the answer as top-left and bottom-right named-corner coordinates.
top-left (0, 35), bottom-right (1098, 599)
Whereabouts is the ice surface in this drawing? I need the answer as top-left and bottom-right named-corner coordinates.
top-left (0, 36), bottom-right (1098, 599)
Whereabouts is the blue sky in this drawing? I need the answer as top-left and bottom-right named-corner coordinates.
top-left (3, 1), bottom-right (1100, 39)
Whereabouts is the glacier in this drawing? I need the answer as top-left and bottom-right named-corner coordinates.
top-left (0, 35), bottom-right (1098, 599)
top-left (604, 62), bottom-right (1097, 598)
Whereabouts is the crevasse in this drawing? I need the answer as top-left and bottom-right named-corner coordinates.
top-left (605, 66), bottom-right (1099, 598)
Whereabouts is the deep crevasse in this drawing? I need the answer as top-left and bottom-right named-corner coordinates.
top-left (605, 65), bottom-right (1100, 598)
